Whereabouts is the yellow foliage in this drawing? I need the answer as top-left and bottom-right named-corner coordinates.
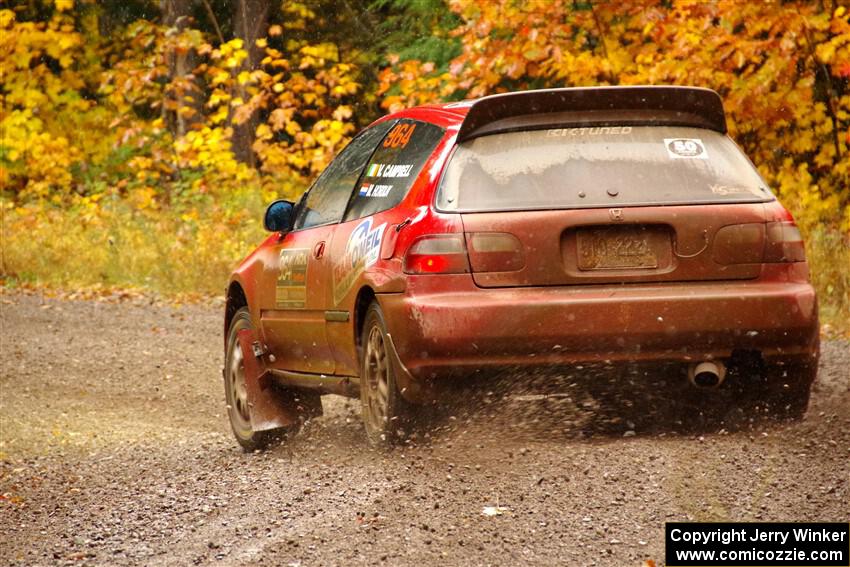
top-left (1, 191), bottom-right (273, 295)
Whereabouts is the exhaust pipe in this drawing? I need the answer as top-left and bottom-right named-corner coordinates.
top-left (688, 361), bottom-right (726, 389)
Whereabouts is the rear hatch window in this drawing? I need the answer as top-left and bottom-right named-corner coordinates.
top-left (437, 126), bottom-right (773, 212)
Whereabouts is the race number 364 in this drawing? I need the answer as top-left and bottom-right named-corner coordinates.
top-left (384, 123), bottom-right (416, 148)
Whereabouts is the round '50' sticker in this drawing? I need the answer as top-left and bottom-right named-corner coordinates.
top-left (664, 138), bottom-right (708, 159)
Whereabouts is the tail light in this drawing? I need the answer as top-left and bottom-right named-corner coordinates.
top-left (466, 232), bottom-right (525, 272)
top-left (712, 221), bottom-right (806, 264)
top-left (764, 221), bottom-right (806, 262)
top-left (712, 223), bottom-right (764, 265)
top-left (403, 235), bottom-right (470, 274)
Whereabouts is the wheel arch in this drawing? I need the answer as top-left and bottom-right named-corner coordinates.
top-left (225, 280), bottom-right (249, 344)
top-left (353, 285), bottom-right (377, 349)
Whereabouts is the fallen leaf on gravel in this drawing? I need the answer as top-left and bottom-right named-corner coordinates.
top-left (481, 506), bottom-right (509, 516)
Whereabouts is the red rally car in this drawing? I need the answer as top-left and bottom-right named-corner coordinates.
top-left (223, 86), bottom-right (820, 449)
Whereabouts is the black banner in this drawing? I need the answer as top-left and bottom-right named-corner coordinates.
top-left (666, 522), bottom-right (849, 566)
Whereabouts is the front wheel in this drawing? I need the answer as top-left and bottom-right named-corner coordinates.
top-left (224, 308), bottom-right (321, 451)
top-left (225, 309), bottom-right (280, 450)
top-left (360, 301), bottom-right (415, 447)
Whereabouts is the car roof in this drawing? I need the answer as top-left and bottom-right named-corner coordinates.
top-left (371, 102), bottom-right (471, 130)
top-left (373, 86), bottom-right (727, 140)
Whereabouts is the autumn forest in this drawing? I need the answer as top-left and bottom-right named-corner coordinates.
top-left (1, 0), bottom-right (848, 327)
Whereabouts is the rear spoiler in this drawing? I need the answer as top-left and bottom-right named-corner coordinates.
top-left (456, 86), bottom-right (727, 142)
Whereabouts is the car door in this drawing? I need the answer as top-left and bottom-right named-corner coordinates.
top-left (327, 119), bottom-right (447, 376)
top-left (260, 120), bottom-right (395, 375)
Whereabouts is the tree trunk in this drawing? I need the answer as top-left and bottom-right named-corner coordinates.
top-left (162, 0), bottom-right (202, 137)
top-left (230, 0), bottom-right (270, 166)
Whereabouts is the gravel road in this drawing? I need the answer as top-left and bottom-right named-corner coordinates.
top-left (1, 292), bottom-right (848, 567)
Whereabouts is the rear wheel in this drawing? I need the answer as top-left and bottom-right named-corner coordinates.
top-left (360, 301), bottom-right (414, 447)
top-left (760, 362), bottom-right (816, 420)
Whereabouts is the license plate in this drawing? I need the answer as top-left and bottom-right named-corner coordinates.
top-left (577, 227), bottom-right (659, 270)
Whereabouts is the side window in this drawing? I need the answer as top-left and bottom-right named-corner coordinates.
top-left (343, 120), bottom-right (445, 222)
top-left (293, 120), bottom-right (395, 231)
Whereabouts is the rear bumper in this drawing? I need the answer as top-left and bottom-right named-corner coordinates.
top-left (380, 280), bottom-right (819, 384)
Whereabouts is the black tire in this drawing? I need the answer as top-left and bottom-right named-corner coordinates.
top-left (224, 307), bottom-right (322, 451)
top-left (761, 361), bottom-right (816, 421)
top-left (359, 301), bottom-right (415, 447)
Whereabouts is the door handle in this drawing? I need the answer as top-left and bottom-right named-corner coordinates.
top-left (313, 241), bottom-right (326, 259)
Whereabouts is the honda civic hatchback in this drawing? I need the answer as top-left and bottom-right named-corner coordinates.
top-left (223, 86), bottom-right (819, 449)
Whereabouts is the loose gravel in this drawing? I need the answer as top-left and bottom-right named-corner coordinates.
top-left (1, 292), bottom-right (848, 566)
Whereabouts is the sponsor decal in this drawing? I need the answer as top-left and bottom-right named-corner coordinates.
top-left (664, 138), bottom-right (708, 159)
top-left (365, 163), bottom-right (414, 178)
top-left (708, 185), bottom-right (758, 195)
top-left (275, 248), bottom-right (309, 308)
top-left (358, 182), bottom-right (393, 198)
top-left (333, 218), bottom-right (386, 304)
top-left (546, 126), bottom-right (633, 137)
top-left (709, 184), bottom-right (757, 195)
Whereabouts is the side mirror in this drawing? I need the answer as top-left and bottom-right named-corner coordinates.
top-left (263, 200), bottom-right (295, 233)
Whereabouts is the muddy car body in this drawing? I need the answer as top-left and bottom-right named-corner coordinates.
top-left (224, 86), bottom-right (819, 448)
